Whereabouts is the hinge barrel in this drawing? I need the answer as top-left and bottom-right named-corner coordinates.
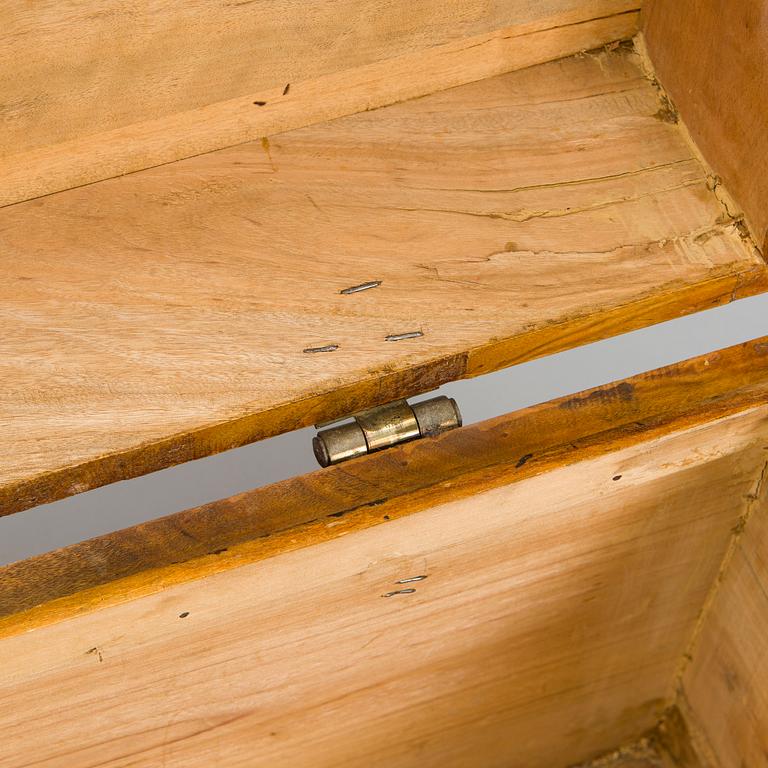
top-left (313, 396), bottom-right (462, 467)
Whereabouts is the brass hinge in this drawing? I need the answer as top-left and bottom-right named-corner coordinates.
top-left (312, 396), bottom-right (462, 467)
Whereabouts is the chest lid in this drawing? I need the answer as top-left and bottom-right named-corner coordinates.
top-left (2, 17), bottom-right (766, 516)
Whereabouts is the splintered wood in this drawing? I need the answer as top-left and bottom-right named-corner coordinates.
top-left (1, 47), bottom-right (765, 516)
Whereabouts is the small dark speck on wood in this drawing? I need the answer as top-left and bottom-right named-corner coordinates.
top-left (516, 453), bottom-right (533, 468)
top-left (303, 344), bottom-right (339, 353)
top-left (253, 100), bottom-right (267, 106)
top-left (386, 331), bottom-right (423, 342)
top-left (340, 280), bottom-right (381, 294)
top-left (87, 647), bottom-right (104, 663)
top-left (383, 588), bottom-right (417, 597)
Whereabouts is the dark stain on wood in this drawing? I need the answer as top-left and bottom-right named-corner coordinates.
top-left (653, 93), bottom-right (679, 124)
top-left (559, 382), bottom-right (635, 410)
top-left (516, 453), bottom-right (534, 468)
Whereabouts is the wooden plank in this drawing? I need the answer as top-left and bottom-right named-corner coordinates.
top-left (1, 373), bottom-right (767, 766)
top-left (678, 465), bottom-right (768, 767)
top-left (2, 47), bottom-right (767, 517)
top-left (642, 0), bottom-right (768, 254)
top-left (0, 1), bottom-right (640, 207)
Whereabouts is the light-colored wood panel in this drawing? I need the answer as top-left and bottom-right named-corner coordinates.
top-left (0, 0), bottom-right (639, 205)
top-left (679, 473), bottom-right (768, 767)
top-left (1, 399), bottom-right (766, 767)
top-left (2, 48), bottom-right (766, 517)
top-left (0, 0), bottom-right (634, 156)
top-left (642, 0), bottom-right (768, 254)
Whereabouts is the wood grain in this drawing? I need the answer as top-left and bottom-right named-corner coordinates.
top-left (5, 336), bottom-right (768, 632)
top-left (678, 463), bottom-right (768, 767)
top-left (2, 47), bottom-right (766, 517)
top-left (642, 0), bottom-right (768, 254)
top-left (0, 3), bottom-right (641, 208)
top-left (0, 0), bottom-right (636, 156)
top-left (1, 389), bottom-right (766, 766)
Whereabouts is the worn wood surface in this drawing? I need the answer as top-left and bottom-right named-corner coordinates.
top-left (579, 759), bottom-right (662, 768)
top-left (2, 381), bottom-right (767, 766)
top-left (2, 48), bottom-right (766, 517)
top-left (0, 1), bottom-right (639, 207)
top-left (653, 706), bottom-right (707, 768)
top-left (678, 459), bottom-right (768, 767)
top-left (4, 337), bottom-right (768, 633)
top-left (576, 758), bottom-right (662, 768)
top-left (570, 739), bottom-right (665, 767)
top-left (642, 0), bottom-right (768, 254)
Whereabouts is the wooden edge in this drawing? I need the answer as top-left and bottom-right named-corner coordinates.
top-left (3, 258), bottom-right (766, 519)
top-left (3, 334), bottom-right (768, 640)
top-left (0, 9), bottom-right (639, 210)
top-left (466, 262), bottom-right (768, 375)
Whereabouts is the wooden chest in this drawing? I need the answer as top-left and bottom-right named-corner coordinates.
top-left (1, 1), bottom-right (767, 765)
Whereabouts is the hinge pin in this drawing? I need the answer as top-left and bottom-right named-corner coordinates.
top-left (313, 396), bottom-right (462, 467)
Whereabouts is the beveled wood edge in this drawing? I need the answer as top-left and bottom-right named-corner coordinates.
top-left (3, 333), bottom-right (768, 640)
top-left (3, 262), bottom-right (767, 519)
